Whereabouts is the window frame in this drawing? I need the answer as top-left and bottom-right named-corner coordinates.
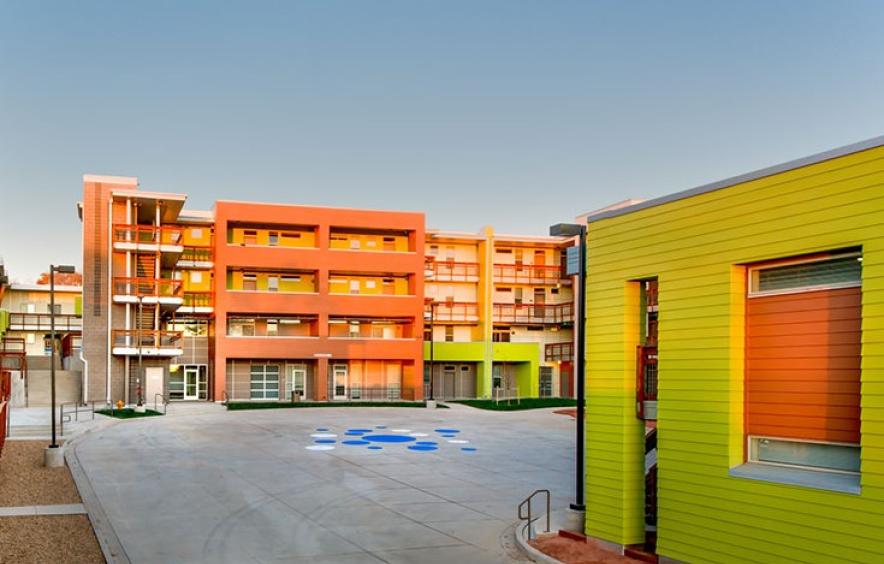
top-left (747, 434), bottom-right (861, 476)
top-left (747, 252), bottom-right (862, 298)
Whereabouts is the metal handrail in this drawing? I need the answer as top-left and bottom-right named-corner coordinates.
top-left (518, 489), bottom-right (551, 541)
top-left (154, 393), bottom-right (169, 414)
top-left (60, 401), bottom-right (98, 436)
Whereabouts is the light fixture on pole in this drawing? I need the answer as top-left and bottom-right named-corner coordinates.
top-left (550, 223), bottom-right (587, 512)
top-left (423, 297), bottom-right (437, 405)
top-left (44, 264), bottom-right (76, 468)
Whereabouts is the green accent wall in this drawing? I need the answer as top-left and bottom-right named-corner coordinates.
top-left (0, 309), bottom-right (8, 337)
top-left (424, 340), bottom-right (541, 398)
top-left (74, 296), bottom-right (83, 316)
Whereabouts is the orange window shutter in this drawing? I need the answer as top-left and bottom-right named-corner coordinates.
top-left (745, 287), bottom-right (861, 444)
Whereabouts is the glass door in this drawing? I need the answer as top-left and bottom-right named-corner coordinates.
top-left (286, 364), bottom-right (307, 401)
top-left (184, 366), bottom-right (200, 400)
top-left (333, 364), bottom-right (348, 400)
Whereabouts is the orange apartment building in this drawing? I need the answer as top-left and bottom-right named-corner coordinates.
top-left (80, 175), bottom-right (425, 404)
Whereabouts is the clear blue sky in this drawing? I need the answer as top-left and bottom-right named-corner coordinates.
top-left (2, 1), bottom-right (883, 282)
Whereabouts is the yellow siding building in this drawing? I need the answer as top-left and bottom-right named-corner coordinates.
top-left (583, 137), bottom-right (884, 563)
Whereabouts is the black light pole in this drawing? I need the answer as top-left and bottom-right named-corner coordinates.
top-left (550, 223), bottom-right (587, 512)
top-left (48, 264), bottom-right (76, 451)
top-left (424, 298), bottom-right (436, 401)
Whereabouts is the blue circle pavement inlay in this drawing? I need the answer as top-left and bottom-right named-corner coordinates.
top-left (408, 445), bottom-right (439, 452)
top-left (315, 428), bottom-right (329, 432)
top-left (362, 434), bottom-right (416, 443)
top-left (415, 441), bottom-right (438, 446)
top-left (461, 447), bottom-right (477, 452)
top-left (434, 429), bottom-right (460, 434)
top-left (347, 429), bottom-right (373, 434)
top-left (441, 434), bottom-right (456, 438)
top-left (342, 440), bottom-right (371, 446)
top-left (314, 439), bottom-right (336, 444)
top-left (368, 446), bottom-right (383, 450)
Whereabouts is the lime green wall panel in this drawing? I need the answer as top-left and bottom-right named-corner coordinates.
top-left (584, 144), bottom-right (884, 561)
top-left (0, 309), bottom-right (8, 337)
top-left (423, 341), bottom-right (542, 398)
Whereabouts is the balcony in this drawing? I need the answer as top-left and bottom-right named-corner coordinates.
top-left (8, 313), bottom-right (82, 332)
top-left (426, 260), bottom-right (480, 282)
top-left (113, 224), bottom-right (184, 256)
top-left (545, 341), bottom-right (574, 362)
top-left (328, 317), bottom-right (415, 339)
top-left (0, 337), bottom-right (26, 355)
top-left (493, 302), bottom-right (573, 325)
top-left (177, 246), bottom-right (214, 268)
top-left (178, 292), bottom-right (214, 314)
top-left (427, 301), bottom-right (479, 323)
top-left (111, 330), bottom-right (183, 356)
top-left (112, 277), bottom-right (184, 309)
top-left (493, 264), bottom-right (567, 285)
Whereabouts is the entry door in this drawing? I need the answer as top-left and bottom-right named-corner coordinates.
top-left (184, 366), bottom-right (200, 400)
top-left (534, 250), bottom-right (546, 266)
top-left (443, 366), bottom-right (456, 399)
top-left (145, 367), bottom-right (164, 403)
top-left (534, 288), bottom-right (546, 319)
top-left (333, 364), bottom-right (348, 400)
top-left (286, 364), bottom-right (307, 400)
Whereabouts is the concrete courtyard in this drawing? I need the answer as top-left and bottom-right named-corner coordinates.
top-left (71, 403), bottom-right (575, 563)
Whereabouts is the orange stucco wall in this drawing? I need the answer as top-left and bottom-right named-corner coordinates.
top-left (212, 201), bottom-right (425, 400)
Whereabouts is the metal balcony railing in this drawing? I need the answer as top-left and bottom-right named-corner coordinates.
top-left (493, 263), bottom-right (566, 284)
top-left (113, 224), bottom-right (183, 246)
top-left (179, 247), bottom-right (213, 263)
top-left (0, 338), bottom-right (26, 354)
top-left (112, 330), bottom-right (182, 350)
top-left (113, 277), bottom-right (183, 298)
top-left (183, 292), bottom-right (213, 308)
top-left (545, 341), bottom-right (574, 362)
top-left (493, 302), bottom-right (573, 324)
top-left (426, 261), bottom-right (480, 282)
top-left (7, 313), bottom-right (82, 332)
top-left (427, 301), bottom-right (479, 322)
top-left (328, 386), bottom-right (418, 401)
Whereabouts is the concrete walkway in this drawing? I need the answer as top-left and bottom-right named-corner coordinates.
top-left (72, 403), bottom-right (575, 563)
top-left (0, 503), bottom-right (87, 516)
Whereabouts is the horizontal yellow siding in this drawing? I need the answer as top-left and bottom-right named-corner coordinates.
top-left (584, 144), bottom-right (884, 562)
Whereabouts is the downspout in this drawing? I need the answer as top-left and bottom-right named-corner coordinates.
top-left (106, 196), bottom-right (113, 404)
top-left (79, 349), bottom-right (89, 405)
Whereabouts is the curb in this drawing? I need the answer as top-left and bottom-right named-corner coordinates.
top-left (514, 520), bottom-right (564, 564)
top-left (64, 418), bottom-right (131, 564)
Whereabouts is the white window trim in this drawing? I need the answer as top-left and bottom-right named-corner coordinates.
top-left (747, 252), bottom-right (862, 298)
top-left (747, 434), bottom-right (860, 475)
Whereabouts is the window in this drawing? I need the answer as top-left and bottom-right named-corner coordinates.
top-left (744, 252), bottom-right (862, 478)
top-left (22, 303), bottom-right (36, 314)
top-left (349, 280), bottom-right (360, 294)
top-left (46, 304), bottom-right (62, 314)
top-left (266, 319), bottom-right (278, 336)
top-left (349, 322), bottom-right (360, 338)
top-left (445, 326), bottom-right (454, 342)
top-left (242, 273), bottom-right (257, 291)
top-left (190, 271), bottom-right (203, 284)
top-left (748, 437), bottom-right (860, 474)
top-left (243, 230), bottom-right (258, 245)
top-left (496, 248), bottom-right (512, 254)
top-left (493, 327), bottom-right (511, 343)
top-left (167, 319), bottom-right (208, 337)
top-left (492, 364), bottom-right (502, 389)
top-left (350, 239), bottom-right (361, 250)
top-left (250, 364), bottom-right (280, 400)
top-left (268, 232), bottom-right (279, 246)
top-left (191, 228), bottom-right (203, 239)
top-left (429, 245), bottom-right (439, 255)
top-left (227, 318), bottom-right (256, 336)
top-left (268, 276), bottom-right (279, 292)
top-left (748, 253), bottom-right (861, 297)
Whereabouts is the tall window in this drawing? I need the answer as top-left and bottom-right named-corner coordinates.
top-left (250, 364), bottom-right (280, 400)
top-left (745, 252), bottom-right (862, 475)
